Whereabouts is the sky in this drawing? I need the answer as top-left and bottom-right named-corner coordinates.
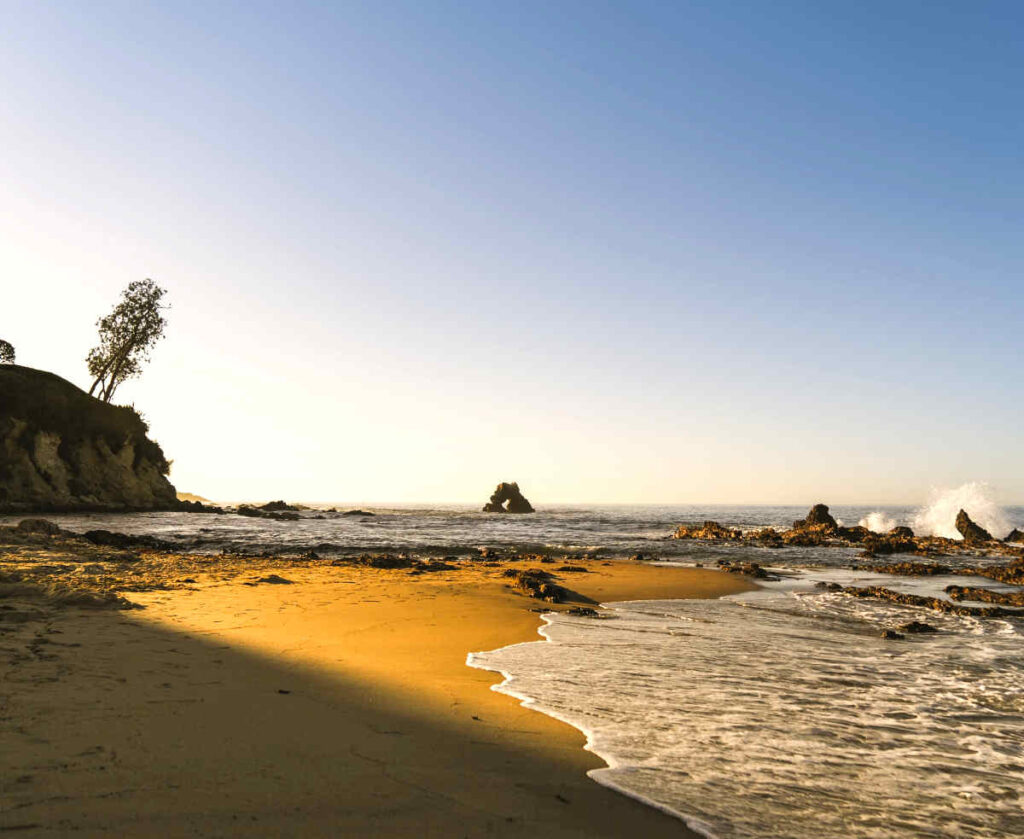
top-left (1, 1), bottom-right (1022, 505)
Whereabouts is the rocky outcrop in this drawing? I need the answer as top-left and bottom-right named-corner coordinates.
top-left (259, 500), bottom-right (298, 512)
top-left (1005, 528), bottom-right (1024, 543)
top-left (955, 509), bottom-right (993, 543)
top-left (0, 365), bottom-right (177, 512)
top-left (673, 521), bottom-right (742, 540)
top-left (482, 482), bottom-right (534, 513)
top-left (792, 503), bottom-right (838, 530)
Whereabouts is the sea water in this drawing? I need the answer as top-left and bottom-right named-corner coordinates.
top-left (470, 574), bottom-right (1024, 838)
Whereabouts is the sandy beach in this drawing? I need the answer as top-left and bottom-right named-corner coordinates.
top-left (1, 535), bottom-right (754, 837)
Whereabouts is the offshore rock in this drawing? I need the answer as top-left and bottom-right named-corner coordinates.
top-left (792, 504), bottom-right (838, 531)
top-left (237, 505), bottom-right (300, 521)
top-left (955, 509), bottom-right (994, 543)
top-left (259, 500), bottom-right (299, 512)
top-left (1005, 528), bottom-right (1024, 543)
top-left (482, 482), bottom-right (535, 514)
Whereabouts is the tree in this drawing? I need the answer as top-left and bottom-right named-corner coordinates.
top-left (0, 339), bottom-right (14, 363)
top-left (86, 279), bottom-right (168, 403)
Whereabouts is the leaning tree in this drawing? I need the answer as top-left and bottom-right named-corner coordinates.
top-left (0, 339), bottom-right (14, 363)
top-left (86, 279), bottom-right (168, 403)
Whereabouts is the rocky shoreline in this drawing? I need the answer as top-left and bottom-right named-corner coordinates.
top-left (672, 504), bottom-right (1024, 619)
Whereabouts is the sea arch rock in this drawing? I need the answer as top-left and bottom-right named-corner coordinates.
top-left (482, 482), bottom-right (534, 514)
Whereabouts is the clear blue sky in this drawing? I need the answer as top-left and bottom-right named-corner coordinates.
top-left (2, 1), bottom-right (1022, 503)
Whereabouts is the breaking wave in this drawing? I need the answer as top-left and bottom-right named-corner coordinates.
top-left (911, 482), bottom-right (1011, 540)
top-left (858, 511), bottom-right (898, 533)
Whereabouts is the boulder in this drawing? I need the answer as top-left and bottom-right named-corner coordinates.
top-left (955, 509), bottom-right (993, 543)
top-left (792, 504), bottom-right (838, 531)
top-left (16, 518), bottom-right (63, 536)
top-left (889, 526), bottom-right (915, 539)
top-left (1005, 528), bottom-right (1024, 543)
top-left (896, 621), bottom-right (938, 634)
top-left (482, 482), bottom-right (535, 514)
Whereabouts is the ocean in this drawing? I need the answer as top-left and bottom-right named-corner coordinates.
top-left (5, 489), bottom-right (1022, 838)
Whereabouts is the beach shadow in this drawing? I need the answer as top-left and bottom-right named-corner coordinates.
top-left (0, 601), bottom-right (695, 838)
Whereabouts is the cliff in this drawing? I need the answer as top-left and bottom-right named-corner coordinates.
top-left (0, 365), bottom-right (178, 512)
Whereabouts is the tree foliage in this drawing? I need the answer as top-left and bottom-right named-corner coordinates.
top-left (86, 279), bottom-right (168, 403)
top-left (0, 339), bottom-right (14, 364)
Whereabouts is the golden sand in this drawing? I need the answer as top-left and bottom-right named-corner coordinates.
top-left (1, 553), bottom-right (753, 837)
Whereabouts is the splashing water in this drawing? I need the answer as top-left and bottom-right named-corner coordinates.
top-left (858, 511), bottom-right (898, 533)
top-left (911, 482), bottom-right (1011, 539)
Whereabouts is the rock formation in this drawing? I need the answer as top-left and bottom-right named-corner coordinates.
top-left (0, 364), bottom-right (178, 512)
top-left (482, 482), bottom-right (534, 513)
top-left (792, 503), bottom-right (838, 530)
top-left (955, 509), bottom-right (993, 543)
top-left (673, 521), bottom-right (743, 540)
top-left (1005, 528), bottom-right (1024, 543)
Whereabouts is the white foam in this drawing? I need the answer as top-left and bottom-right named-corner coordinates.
top-left (911, 482), bottom-right (1011, 539)
top-left (466, 613), bottom-right (722, 839)
top-left (858, 511), bottom-right (898, 533)
top-left (468, 580), bottom-right (1024, 839)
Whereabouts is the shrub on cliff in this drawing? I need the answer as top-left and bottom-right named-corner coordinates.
top-left (0, 340), bottom-right (14, 364)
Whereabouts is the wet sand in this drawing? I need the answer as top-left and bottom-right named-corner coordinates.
top-left (1, 544), bottom-right (754, 837)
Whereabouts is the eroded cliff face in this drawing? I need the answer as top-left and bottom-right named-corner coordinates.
top-left (0, 365), bottom-right (178, 512)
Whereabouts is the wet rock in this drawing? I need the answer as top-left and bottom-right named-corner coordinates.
top-left (855, 560), bottom-right (953, 576)
top-left (630, 552), bottom-right (653, 561)
top-left (835, 525), bottom-right (871, 543)
top-left (896, 621), bottom-right (938, 634)
top-left (859, 532), bottom-right (916, 556)
top-left (792, 504), bottom-right (838, 531)
top-left (502, 568), bottom-right (565, 602)
top-left (237, 505), bottom-right (299, 521)
top-left (722, 561), bottom-right (777, 580)
top-left (355, 553), bottom-right (416, 569)
top-left (749, 527), bottom-right (783, 547)
top-left (955, 509), bottom-right (993, 543)
top-left (672, 521), bottom-right (742, 540)
top-left (342, 509), bottom-right (374, 517)
top-left (890, 526), bottom-right (915, 539)
top-left (841, 585), bottom-right (1015, 618)
top-left (1005, 528), bottom-right (1024, 543)
top-left (880, 629), bottom-right (905, 640)
top-left (781, 525), bottom-right (833, 547)
top-left (567, 607), bottom-right (599, 617)
top-left (81, 529), bottom-right (169, 550)
top-left (419, 559), bottom-right (457, 572)
top-left (944, 585), bottom-right (1024, 607)
top-left (252, 574), bottom-right (293, 585)
top-left (482, 482), bottom-right (535, 514)
top-left (16, 518), bottom-right (63, 536)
